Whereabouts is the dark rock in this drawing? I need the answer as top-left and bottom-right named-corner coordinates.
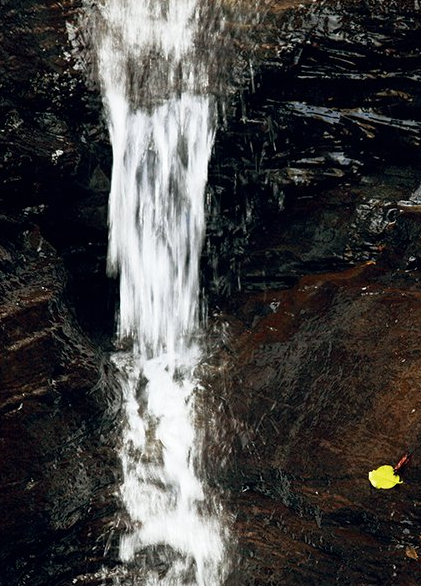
top-left (0, 216), bottom-right (121, 586)
top-left (0, 0), bottom-right (113, 338)
top-left (206, 0), bottom-right (421, 295)
top-left (200, 2), bottom-right (421, 585)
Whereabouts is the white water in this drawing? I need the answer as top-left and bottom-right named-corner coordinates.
top-left (107, 94), bottom-right (214, 359)
top-left (90, 0), bottom-right (229, 584)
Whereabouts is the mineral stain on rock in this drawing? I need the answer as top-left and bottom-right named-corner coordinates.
top-left (2, 0), bottom-right (421, 585)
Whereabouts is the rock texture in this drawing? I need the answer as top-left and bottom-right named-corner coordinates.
top-left (0, 3), bottom-right (119, 585)
top-left (0, 215), bottom-right (120, 586)
top-left (0, 0), bottom-right (113, 340)
top-left (207, 0), bottom-right (421, 293)
top-left (203, 1), bottom-right (421, 584)
top-left (207, 260), bottom-right (421, 585)
top-left (2, 0), bottom-right (421, 585)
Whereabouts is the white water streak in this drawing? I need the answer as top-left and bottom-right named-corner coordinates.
top-left (107, 92), bottom-right (215, 358)
top-left (96, 0), bottom-right (198, 59)
top-left (91, 0), bottom-right (229, 584)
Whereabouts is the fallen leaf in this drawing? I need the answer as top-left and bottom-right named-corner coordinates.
top-left (368, 465), bottom-right (403, 489)
top-left (405, 547), bottom-right (418, 560)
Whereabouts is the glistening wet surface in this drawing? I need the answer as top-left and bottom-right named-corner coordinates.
top-left (2, 0), bottom-right (421, 585)
top-left (200, 2), bottom-right (421, 582)
top-left (206, 260), bottom-right (421, 584)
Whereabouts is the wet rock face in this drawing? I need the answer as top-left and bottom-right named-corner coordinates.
top-left (2, 0), bottom-right (421, 585)
top-left (0, 4), bottom-right (120, 582)
top-left (0, 216), bottom-right (121, 586)
top-left (0, 0), bottom-right (114, 341)
top-left (206, 0), bottom-right (421, 294)
top-left (202, 2), bottom-right (421, 584)
top-left (207, 262), bottom-right (421, 585)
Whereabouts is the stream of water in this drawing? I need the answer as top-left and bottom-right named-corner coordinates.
top-left (89, 0), bottom-right (229, 584)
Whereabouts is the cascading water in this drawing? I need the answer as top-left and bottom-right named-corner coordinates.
top-left (87, 0), bottom-right (230, 584)
top-left (108, 95), bottom-right (226, 583)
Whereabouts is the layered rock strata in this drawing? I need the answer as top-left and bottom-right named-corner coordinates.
top-left (2, 1), bottom-right (421, 585)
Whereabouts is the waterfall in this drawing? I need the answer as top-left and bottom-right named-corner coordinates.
top-left (87, 0), bottom-right (229, 584)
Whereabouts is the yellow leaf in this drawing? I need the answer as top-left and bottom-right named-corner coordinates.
top-left (368, 465), bottom-right (403, 489)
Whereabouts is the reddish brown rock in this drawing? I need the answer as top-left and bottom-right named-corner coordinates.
top-left (207, 259), bottom-right (421, 585)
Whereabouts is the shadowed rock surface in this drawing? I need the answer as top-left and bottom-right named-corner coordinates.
top-left (0, 0), bottom-right (113, 342)
top-left (0, 215), bottom-right (121, 585)
top-left (2, 0), bottom-right (421, 585)
top-left (0, 3), bottom-right (122, 584)
top-left (206, 0), bottom-right (421, 293)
